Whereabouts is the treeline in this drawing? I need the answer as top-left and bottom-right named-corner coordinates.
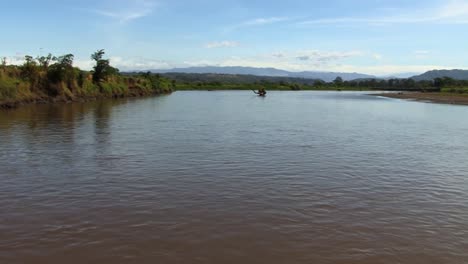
top-left (327, 76), bottom-right (468, 93)
top-left (0, 50), bottom-right (173, 107)
top-left (155, 72), bottom-right (468, 92)
top-left (155, 72), bottom-right (319, 90)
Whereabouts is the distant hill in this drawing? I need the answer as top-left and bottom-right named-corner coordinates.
top-left (289, 71), bottom-right (376, 82)
top-left (382, 72), bottom-right (420, 79)
top-left (153, 66), bottom-right (290, 77)
top-left (160, 72), bottom-right (321, 85)
top-left (150, 66), bottom-right (376, 82)
top-left (411, 69), bottom-right (468, 81)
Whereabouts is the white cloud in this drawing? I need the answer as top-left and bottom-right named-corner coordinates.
top-left (15, 53), bottom-right (466, 75)
top-left (109, 56), bottom-right (171, 71)
top-left (272, 52), bottom-right (285, 58)
top-left (205, 41), bottom-right (240, 49)
top-left (298, 0), bottom-right (468, 26)
top-left (75, 56), bottom-right (172, 71)
top-left (2, 55), bottom-right (26, 66)
top-left (373, 54), bottom-right (383, 60)
top-left (243, 17), bottom-right (290, 26)
top-left (439, 0), bottom-right (468, 18)
top-left (169, 50), bottom-right (467, 75)
top-left (89, 0), bottom-right (157, 23)
top-left (225, 17), bottom-right (291, 32)
top-left (178, 50), bottom-right (364, 72)
top-left (92, 9), bottom-right (152, 23)
top-left (324, 64), bottom-right (467, 76)
top-left (74, 59), bottom-right (95, 70)
top-left (182, 60), bottom-right (218, 67)
top-left (292, 50), bottom-right (364, 64)
top-left (414, 50), bottom-right (430, 55)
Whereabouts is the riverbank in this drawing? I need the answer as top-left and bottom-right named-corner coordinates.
top-left (0, 50), bottom-right (175, 109)
top-left (375, 92), bottom-right (468, 105)
top-left (0, 89), bottom-right (171, 109)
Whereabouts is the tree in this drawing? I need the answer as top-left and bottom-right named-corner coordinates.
top-left (333, 76), bottom-right (343, 86)
top-left (290, 83), bottom-right (301, 90)
top-left (91, 49), bottom-right (118, 84)
top-left (56, 54), bottom-right (74, 67)
top-left (314, 80), bottom-right (325, 87)
top-left (20, 55), bottom-right (39, 80)
top-left (442, 77), bottom-right (455, 87)
top-left (91, 49), bottom-right (105, 62)
top-left (433, 78), bottom-right (444, 89)
top-left (47, 54), bottom-right (75, 83)
top-left (36, 53), bottom-right (53, 70)
top-left (0, 57), bottom-right (6, 74)
top-left (404, 78), bottom-right (416, 89)
top-left (77, 71), bottom-right (85, 88)
top-left (141, 72), bottom-right (165, 90)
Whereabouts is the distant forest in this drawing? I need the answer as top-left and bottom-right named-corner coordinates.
top-left (127, 72), bottom-right (468, 93)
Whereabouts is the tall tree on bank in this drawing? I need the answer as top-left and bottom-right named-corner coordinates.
top-left (91, 49), bottom-right (118, 84)
top-left (47, 54), bottom-right (75, 84)
top-left (36, 53), bottom-right (53, 70)
top-left (1, 57), bottom-right (6, 71)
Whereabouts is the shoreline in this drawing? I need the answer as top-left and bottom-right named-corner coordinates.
top-left (374, 92), bottom-right (468, 106)
top-left (0, 90), bottom-right (171, 109)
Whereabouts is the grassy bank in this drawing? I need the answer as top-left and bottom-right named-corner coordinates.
top-left (0, 51), bottom-right (173, 108)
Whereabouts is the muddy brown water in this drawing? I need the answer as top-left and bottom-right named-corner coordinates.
top-left (1, 91), bottom-right (468, 264)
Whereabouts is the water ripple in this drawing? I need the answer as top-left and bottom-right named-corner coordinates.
top-left (1, 91), bottom-right (468, 263)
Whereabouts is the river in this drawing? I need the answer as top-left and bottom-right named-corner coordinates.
top-left (1, 91), bottom-right (468, 263)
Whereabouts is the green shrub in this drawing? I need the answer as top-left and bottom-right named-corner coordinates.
top-left (0, 78), bottom-right (18, 99)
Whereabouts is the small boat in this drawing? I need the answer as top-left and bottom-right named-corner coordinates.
top-left (252, 89), bottom-right (267, 97)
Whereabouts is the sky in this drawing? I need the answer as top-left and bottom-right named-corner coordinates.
top-left (1, 0), bottom-right (468, 76)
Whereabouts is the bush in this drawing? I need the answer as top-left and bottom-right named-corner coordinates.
top-left (0, 78), bottom-right (18, 99)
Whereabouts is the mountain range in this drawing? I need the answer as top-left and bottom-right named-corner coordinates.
top-left (149, 66), bottom-right (468, 82)
top-left (410, 69), bottom-right (468, 81)
top-left (150, 66), bottom-right (375, 82)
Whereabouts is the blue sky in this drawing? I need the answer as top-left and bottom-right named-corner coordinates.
top-left (2, 0), bottom-right (468, 75)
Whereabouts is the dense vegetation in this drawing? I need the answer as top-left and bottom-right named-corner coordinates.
top-left (0, 50), bottom-right (173, 108)
top-left (158, 72), bottom-right (468, 93)
top-left (332, 77), bottom-right (468, 93)
top-left (156, 72), bottom-right (320, 90)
